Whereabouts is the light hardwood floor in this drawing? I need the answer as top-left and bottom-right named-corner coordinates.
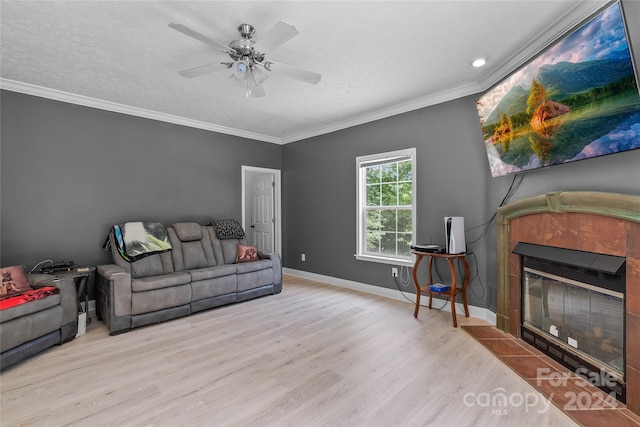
top-left (1, 275), bottom-right (577, 426)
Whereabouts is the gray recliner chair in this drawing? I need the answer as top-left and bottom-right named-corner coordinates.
top-left (0, 273), bottom-right (78, 370)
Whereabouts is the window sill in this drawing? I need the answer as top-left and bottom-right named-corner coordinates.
top-left (354, 254), bottom-right (414, 268)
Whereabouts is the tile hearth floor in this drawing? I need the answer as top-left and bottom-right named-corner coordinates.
top-left (461, 325), bottom-right (640, 427)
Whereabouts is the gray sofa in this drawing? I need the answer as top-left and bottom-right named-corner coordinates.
top-left (96, 222), bottom-right (282, 335)
top-left (0, 274), bottom-right (78, 370)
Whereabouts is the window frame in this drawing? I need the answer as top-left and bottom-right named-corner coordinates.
top-left (355, 148), bottom-right (416, 267)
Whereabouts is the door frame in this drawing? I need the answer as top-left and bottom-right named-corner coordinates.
top-left (241, 165), bottom-right (282, 255)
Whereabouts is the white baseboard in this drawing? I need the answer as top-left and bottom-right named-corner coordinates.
top-left (283, 268), bottom-right (497, 325)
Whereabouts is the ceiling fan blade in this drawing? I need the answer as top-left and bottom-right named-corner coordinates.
top-left (169, 23), bottom-right (231, 53)
top-left (178, 62), bottom-right (229, 78)
top-left (268, 61), bottom-right (321, 85)
top-left (253, 21), bottom-right (298, 53)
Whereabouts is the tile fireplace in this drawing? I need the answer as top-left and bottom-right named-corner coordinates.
top-left (495, 191), bottom-right (640, 415)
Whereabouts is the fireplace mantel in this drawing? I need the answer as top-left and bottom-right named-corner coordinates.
top-left (495, 190), bottom-right (640, 413)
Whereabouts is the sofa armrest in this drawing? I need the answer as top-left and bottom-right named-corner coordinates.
top-left (97, 265), bottom-right (132, 318)
top-left (28, 273), bottom-right (78, 327)
top-left (96, 264), bottom-right (132, 335)
top-left (27, 273), bottom-right (59, 289)
top-left (97, 264), bottom-right (127, 279)
top-left (259, 252), bottom-right (282, 284)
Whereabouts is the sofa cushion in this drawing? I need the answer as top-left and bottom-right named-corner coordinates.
top-left (236, 244), bottom-right (258, 263)
top-left (173, 222), bottom-right (203, 242)
top-left (169, 223), bottom-right (218, 271)
top-left (220, 239), bottom-right (243, 265)
top-left (0, 305), bottom-right (63, 353)
top-left (237, 269), bottom-right (274, 293)
top-left (131, 284), bottom-right (191, 315)
top-left (0, 292), bottom-right (61, 323)
top-left (131, 272), bottom-right (191, 293)
top-left (1, 266), bottom-right (33, 298)
top-left (181, 242), bottom-right (209, 270)
top-left (235, 259), bottom-right (273, 275)
top-left (130, 253), bottom-right (166, 279)
top-left (191, 275), bottom-right (237, 301)
top-left (188, 265), bottom-right (236, 282)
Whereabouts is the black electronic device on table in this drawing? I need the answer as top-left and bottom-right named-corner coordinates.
top-left (411, 244), bottom-right (444, 253)
top-left (40, 260), bottom-right (76, 274)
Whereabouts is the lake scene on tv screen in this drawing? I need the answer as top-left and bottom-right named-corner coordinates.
top-left (476, 2), bottom-right (640, 177)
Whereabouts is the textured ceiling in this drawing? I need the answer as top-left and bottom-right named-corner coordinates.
top-left (0, 1), bottom-right (606, 143)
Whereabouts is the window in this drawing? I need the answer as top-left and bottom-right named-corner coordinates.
top-left (355, 148), bottom-right (416, 266)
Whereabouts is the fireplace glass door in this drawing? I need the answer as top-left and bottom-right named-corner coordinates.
top-left (523, 267), bottom-right (624, 376)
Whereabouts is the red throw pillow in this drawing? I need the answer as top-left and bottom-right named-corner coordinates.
top-left (0, 265), bottom-right (33, 299)
top-left (237, 244), bottom-right (259, 263)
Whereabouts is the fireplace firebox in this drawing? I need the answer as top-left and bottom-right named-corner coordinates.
top-left (514, 242), bottom-right (626, 402)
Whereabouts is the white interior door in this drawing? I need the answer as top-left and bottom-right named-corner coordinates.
top-left (251, 173), bottom-right (275, 253)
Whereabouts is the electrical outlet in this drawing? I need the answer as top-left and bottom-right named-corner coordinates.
top-left (392, 267), bottom-right (398, 277)
top-left (301, 254), bottom-right (306, 262)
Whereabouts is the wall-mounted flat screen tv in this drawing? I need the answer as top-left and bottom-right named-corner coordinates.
top-left (476, 1), bottom-right (640, 177)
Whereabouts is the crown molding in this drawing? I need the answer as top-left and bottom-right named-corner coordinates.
top-left (1, 76), bottom-right (482, 146)
top-left (0, 79), bottom-right (283, 145)
top-left (0, 63), bottom-right (569, 147)
top-left (279, 81), bottom-right (484, 144)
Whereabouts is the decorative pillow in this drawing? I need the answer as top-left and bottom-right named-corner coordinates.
top-left (236, 244), bottom-right (259, 263)
top-left (0, 265), bottom-right (33, 299)
top-left (211, 219), bottom-right (245, 240)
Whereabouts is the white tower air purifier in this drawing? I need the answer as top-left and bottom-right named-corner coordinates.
top-left (445, 217), bottom-right (466, 254)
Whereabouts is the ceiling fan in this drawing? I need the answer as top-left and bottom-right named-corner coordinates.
top-left (169, 20), bottom-right (321, 97)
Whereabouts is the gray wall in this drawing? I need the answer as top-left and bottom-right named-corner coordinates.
top-left (283, 96), bottom-right (492, 308)
top-left (284, 90), bottom-right (639, 310)
top-left (0, 91), bottom-right (282, 270)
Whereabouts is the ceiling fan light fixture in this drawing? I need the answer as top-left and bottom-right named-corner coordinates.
top-left (233, 60), bottom-right (250, 79)
top-left (251, 66), bottom-right (269, 85)
top-left (244, 71), bottom-right (266, 98)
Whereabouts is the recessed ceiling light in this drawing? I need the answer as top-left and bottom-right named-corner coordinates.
top-left (472, 57), bottom-right (486, 68)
